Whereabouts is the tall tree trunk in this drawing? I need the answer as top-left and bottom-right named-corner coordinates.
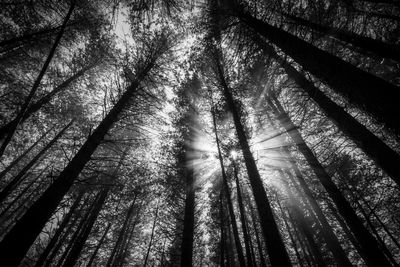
top-left (0, 64), bottom-right (94, 141)
top-left (0, 58), bottom-right (153, 265)
top-left (62, 189), bottom-right (108, 267)
top-left (143, 201), bottom-right (160, 267)
top-left (249, 201), bottom-right (268, 267)
top-left (233, 163), bottom-right (254, 267)
top-left (283, 13), bottom-right (400, 61)
top-left (0, 120), bottom-right (73, 204)
top-left (87, 222), bottom-right (112, 267)
top-left (34, 191), bottom-right (85, 267)
top-left (277, 199), bottom-right (306, 267)
top-left (212, 52), bottom-right (292, 266)
top-left (237, 10), bottom-right (400, 136)
top-left (211, 106), bottom-right (246, 267)
top-left (180, 151), bottom-right (196, 267)
top-left (107, 196), bottom-right (137, 267)
top-left (278, 172), bottom-right (326, 267)
top-left (268, 95), bottom-right (392, 266)
top-left (263, 112), bottom-right (353, 266)
top-left (0, 0), bottom-right (76, 157)
top-left (219, 192), bottom-right (225, 267)
top-left (257, 41), bottom-right (400, 186)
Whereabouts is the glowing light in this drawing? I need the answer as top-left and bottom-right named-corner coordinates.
top-left (230, 150), bottom-right (238, 160)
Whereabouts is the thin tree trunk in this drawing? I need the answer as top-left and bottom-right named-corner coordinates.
top-left (233, 162), bottom-right (254, 267)
top-left (56, 196), bottom-right (96, 267)
top-left (143, 201), bottom-right (160, 267)
top-left (62, 189), bottom-right (108, 267)
top-left (219, 192), bottom-right (225, 267)
top-left (0, 56), bottom-right (154, 266)
top-left (34, 191), bottom-right (85, 267)
top-left (249, 201), bottom-right (268, 267)
top-left (107, 196), bottom-right (137, 267)
top-left (257, 41), bottom-right (400, 186)
top-left (180, 154), bottom-right (195, 267)
top-left (87, 222), bottom-right (112, 267)
top-left (238, 10), bottom-right (400, 136)
top-left (0, 0), bottom-right (76, 157)
top-left (212, 52), bottom-right (292, 266)
top-left (278, 172), bottom-right (326, 267)
top-left (0, 120), bottom-right (73, 204)
top-left (277, 198), bottom-right (306, 267)
top-left (268, 95), bottom-right (392, 267)
top-left (211, 106), bottom-right (246, 267)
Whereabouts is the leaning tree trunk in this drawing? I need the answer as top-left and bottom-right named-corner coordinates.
top-left (257, 40), bottom-right (400, 187)
top-left (283, 13), bottom-right (400, 61)
top-left (236, 10), bottom-right (400, 136)
top-left (211, 107), bottom-right (246, 267)
top-left (0, 58), bottom-right (155, 266)
top-left (212, 52), bottom-right (292, 266)
top-left (0, 0), bottom-right (76, 157)
top-left (268, 95), bottom-right (393, 267)
top-left (248, 201), bottom-right (268, 267)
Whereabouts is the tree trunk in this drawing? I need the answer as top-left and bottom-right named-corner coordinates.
top-left (143, 201), bottom-right (160, 267)
top-left (0, 120), bottom-right (73, 204)
top-left (180, 139), bottom-right (196, 267)
top-left (233, 163), bottom-right (254, 267)
top-left (258, 40), bottom-right (400, 186)
top-left (277, 199), bottom-right (306, 267)
top-left (87, 222), bottom-right (112, 267)
top-left (211, 106), bottom-right (246, 267)
top-left (212, 52), bottom-right (292, 266)
top-left (62, 189), bottom-right (108, 267)
top-left (268, 95), bottom-right (392, 267)
top-left (0, 0), bottom-right (76, 157)
top-left (284, 13), bottom-right (400, 61)
top-left (238, 10), bottom-right (400, 136)
top-left (106, 196), bottom-right (137, 267)
top-left (34, 191), bottom-right (85, 267)
top-left (249, 201), bottom-right (268, 267)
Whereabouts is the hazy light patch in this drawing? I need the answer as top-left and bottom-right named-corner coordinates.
top-left (112, 4), bottom-right (134, 52)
